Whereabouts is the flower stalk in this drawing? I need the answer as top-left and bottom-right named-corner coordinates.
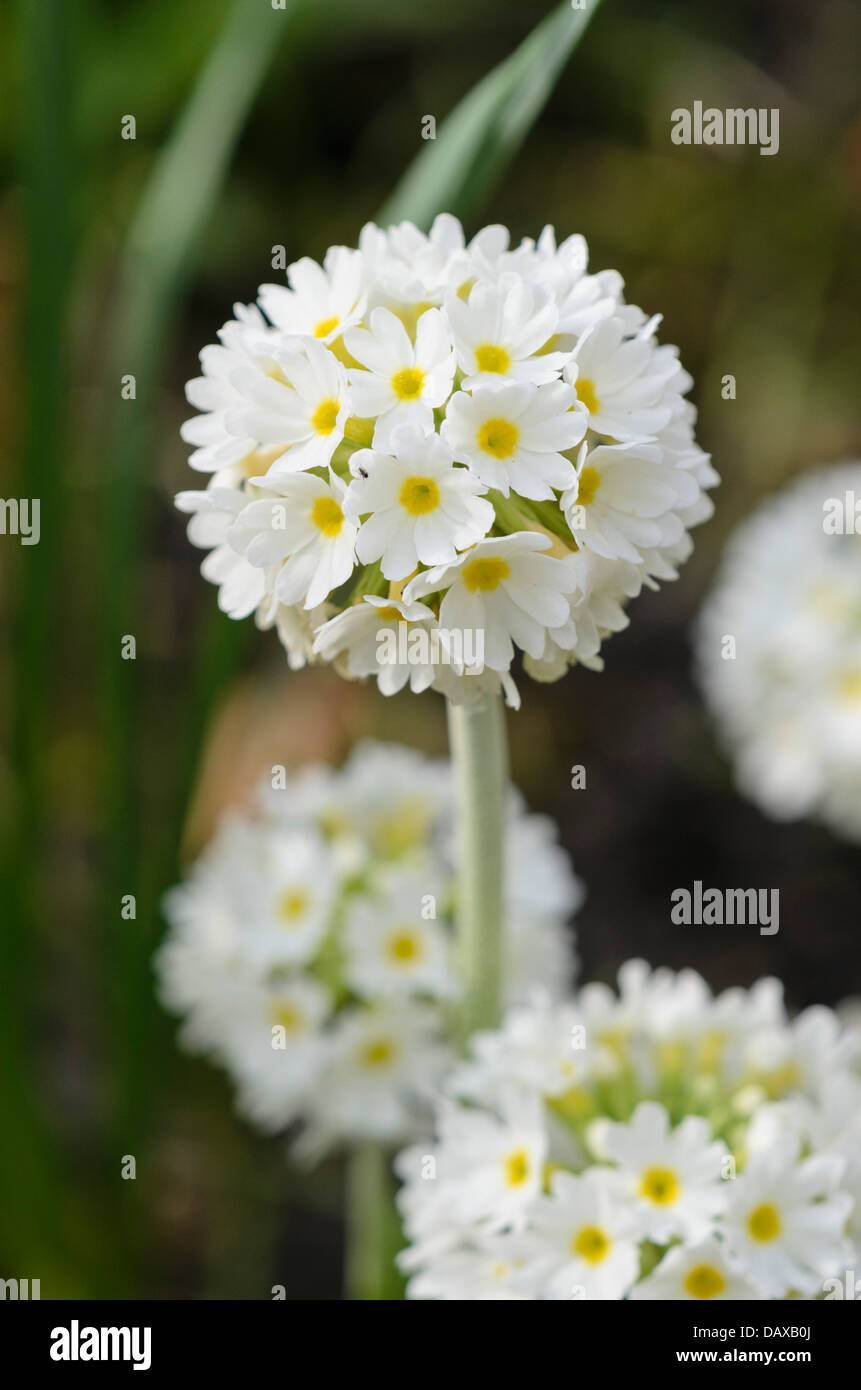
top-left (447, 692), bottom-right (509, 1037)
top-left (344, 1141), bottom-right (397, 1301)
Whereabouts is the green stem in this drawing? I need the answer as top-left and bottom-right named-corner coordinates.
top-left (447, 692), bottom-right (509, 1037)
top-left (344, 1142), bottom-right (400, 1301)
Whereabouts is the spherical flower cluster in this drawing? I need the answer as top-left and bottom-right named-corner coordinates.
top-left (177, 216), bottom-right (717, 708)
top-left (155, 741), bottom-right (582, 1161)
top-left (396, 961), bottom-right (860, 1300)
top-left (696, 463), bottom-right (861, 842)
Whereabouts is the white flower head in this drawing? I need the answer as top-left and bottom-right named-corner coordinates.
top-left (395, 965), bottom-right (857, 1299)
top-left (697, 462), bottom-right (861, 842)
top-left (178, 219), bottom-right (713, 698)
top-left (157, 745), bottom-right (581, 1159)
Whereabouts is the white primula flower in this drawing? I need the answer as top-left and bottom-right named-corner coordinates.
top-left (563, 314), bottom-right (685, 441)
top-left (562, 441), bottom-right (699, 565)
top-left (511, 1169), bottom-right (640, 1301)
top-left (396, 1089), bottom-right (548, 1251)
top-left (230, 470), bottom-right (357, 609)
top-left (344, 426), bottom-right (493, 579)
top-left (226, 975), bottom-right (334, 1133)
top-left (312, 595), bottom-right (440, 695)
top-left (629, 1238), bottom-right (765, 1301)
top-left (157, 745), bottom-right (581, 1159)
top-left (226, 337), bottom-right (350, 476)
top-left (442, 380), bottom-right (586, 499)
top-left (396, 965), bottom-right (857, 1299)
top-left (258, 245), bottom-right (366, 344)
top-left (601, 1101), bottom-right (729, 1243)
top-left (697, 462), bottom-right (861, 842)
top-left (178, 219), bottom-right (714, 696)
top-left (297, 1003), bottom-right (451, 1160)
top-left (404, 1240), bottom-right (529, 1302)
top-left (175, 485), bottom-right (268, 619)
top-left (344, 307), bottom-right (456, 449)
top-left (724, 1136), bottom-right (853, 1298)
top-left (342, 866), bottom-right (456, 1000)
top-left (446, 274), bottom-right (570, 389)
top-left (404, 533), bottom-right (577, 671)
top-left (180, 303), bottom-right (278, 479)
top-left (242, 827), bottom-right (337, 969)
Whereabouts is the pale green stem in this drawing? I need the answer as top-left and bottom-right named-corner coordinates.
top-left (447, 692), bottom-right (509, 1037)
top-left (344, 1142), bottom-right (394, 1301)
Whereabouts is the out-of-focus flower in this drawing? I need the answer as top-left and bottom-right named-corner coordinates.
top-left (156, 741), bottom-right (582, 1160)
top-left (396, 961), bottom-right (859, 1299)
top-left (696, 463), bottom-right (861, 842)
top-left (178, 216), bottom-right (716, 707)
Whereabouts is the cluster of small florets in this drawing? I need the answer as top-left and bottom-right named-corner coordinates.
top-left (396, 961), bottom-right (861, 1300)
top-left (155, 742), bottom-right (582, 1160)
top-left (697, 463), bottom-right (861, 842)
top-left (177, 216), bottom-right (717, 707)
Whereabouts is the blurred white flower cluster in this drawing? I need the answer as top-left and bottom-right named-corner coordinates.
top-left (177, 216), bottom-right (717, 708)
top-left (697, 463), bottom-right (861, 842)
top-left (156, 741), bottom-right (582, 1160)
top-left (396, 961), bottom-right (861, 1300)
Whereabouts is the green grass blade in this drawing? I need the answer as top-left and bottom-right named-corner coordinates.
top-left (101, 0), bottom-right (297, 1147)
top-left (378, 0), bottom-right (604, 230)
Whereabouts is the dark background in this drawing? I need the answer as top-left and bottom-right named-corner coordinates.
top-left (1, 0), bottom-right (859, 1298)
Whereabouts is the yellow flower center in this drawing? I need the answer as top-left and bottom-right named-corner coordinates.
top-left (747, 1203), bottom-right (781, 1243)
top-left (456, 279), bottom-right (475, 302)
top-left (478, 417), bottom-right (519, 459)
top-left (462, 556), bottom-right (510, 593)
top-left (503, 1147), bottom-right (531, 1188)
top-left (639, 1166), bottom-right (680, 1206)
top-left (277, 888), bottom-right (310, 924)
top-left (576, 466), bottom-right (602, 507)
top-left (272, 1005), bottom-right (304, 1034)
top-left (574, 377), bottom-right (600, 414)
top-left (314, 316), bottom-right (339, 339)
top-left (310, 495), bottom-right (345, 537)
top-left (391, 366), bottom-right (426, 400)
top-left (684, 1264), bottom-right (726, 1299)
top-left (371, 799), bottom-right (432, 856)
top-left (361, 1038), bottom-right (397, 1068)
top-left (399, 475), bottom-right (440, 515)
top-left (310, 398), bottom-right (341, 435)
top-left (836, 669), bottom-right (861, 702)
top-left (386, 929), bottom-right (423, 964)
top-left (474, 344), bottom-right (511, 375)
top-left (572, 1225), bottom-right (612, 1265)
